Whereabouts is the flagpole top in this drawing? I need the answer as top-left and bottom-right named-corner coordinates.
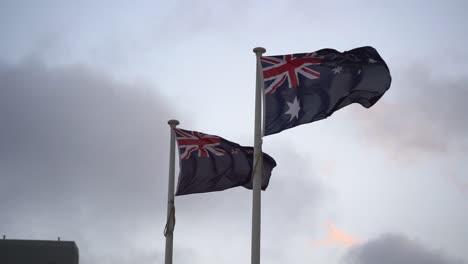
top-left (168, 119), bottom-right (180, 127)
top-left (253, 47), bottom-right (266, 54)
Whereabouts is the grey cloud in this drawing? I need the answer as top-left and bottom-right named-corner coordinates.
top-left (353, 64), bottom-right (468, 158)
top-left (0, 60), bottom-right (177, 263)
top-left (343, 233), bottom-right (465, 264)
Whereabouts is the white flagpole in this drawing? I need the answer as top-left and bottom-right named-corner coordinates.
top-left (252, 47), bottom-right (266, 264)
top-left (164, 119), bottom-right (179, 264)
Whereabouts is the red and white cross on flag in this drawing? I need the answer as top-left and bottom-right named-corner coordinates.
top-left (261, 53), bottom-right (322, 94)
top-left (174, 128), bottom-right (226, 160)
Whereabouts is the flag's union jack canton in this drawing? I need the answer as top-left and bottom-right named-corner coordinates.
top-left (262, 46), bottom-right (392, 136)
top-left (173, 128), bottom-right (277, 196)
top-left (174, 128), bottom-right (225, 159)
top-left (261, 53), bottom-right (322, 94)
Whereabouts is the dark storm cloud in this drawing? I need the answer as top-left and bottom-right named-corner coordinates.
top-left (353, 64), bottom-right (468, 157)
top-left (0, 60), bottom-right (179, 263)
top-left (343, 233), bottom-right (465, 264)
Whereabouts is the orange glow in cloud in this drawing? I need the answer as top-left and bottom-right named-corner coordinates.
top-left (312, 222), bottom-right (359, 247)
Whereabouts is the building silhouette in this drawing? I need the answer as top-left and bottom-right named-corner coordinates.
top-left (0, 237), bottom-right (79, 264)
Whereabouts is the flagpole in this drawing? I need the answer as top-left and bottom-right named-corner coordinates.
top-left (252, 47), bottom-right (266, 264)
top-left (164, 119), bottom-right (179, 264)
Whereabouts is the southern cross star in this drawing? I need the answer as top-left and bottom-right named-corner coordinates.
top-left (332, 66), bottom-right (343, 74)
top-left (285, 97), bottom-right (300, 122)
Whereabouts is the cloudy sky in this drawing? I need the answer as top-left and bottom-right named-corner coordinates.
top-left (1, 0), bottom-right (467, 263)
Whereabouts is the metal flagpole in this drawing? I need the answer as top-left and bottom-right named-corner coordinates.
top-left (164, 119), bottom-right (179, 264)
top-left (251, 47), bottom-right (266, 264)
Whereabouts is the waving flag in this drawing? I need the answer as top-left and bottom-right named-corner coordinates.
top-left (174, 128), bottom-right (277, 196)
top-left (174, 129), bottom-right (226, 159)
top-left (262, 46), bottom-right (391, 136)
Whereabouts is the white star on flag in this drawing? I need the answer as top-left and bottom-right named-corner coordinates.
top-left (332, 66), bottom-right (343, 74)
top-left (230, 148), bottom-right (240, 155)
top-left (285, 97), bottom-right (300, 122)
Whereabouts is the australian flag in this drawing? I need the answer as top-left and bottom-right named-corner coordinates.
top-left (262, 46), bottom-right (392, 136)
top-left (174, 128), bottom-right (277, 196)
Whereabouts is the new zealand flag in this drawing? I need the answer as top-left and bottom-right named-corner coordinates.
top-left (262, 46), bottom-right (391, 136)
top-left (174, 128), bottom-right (277, 196)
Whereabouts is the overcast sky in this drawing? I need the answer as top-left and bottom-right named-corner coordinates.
top-left (1, 1), bottom-right (467, 263)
